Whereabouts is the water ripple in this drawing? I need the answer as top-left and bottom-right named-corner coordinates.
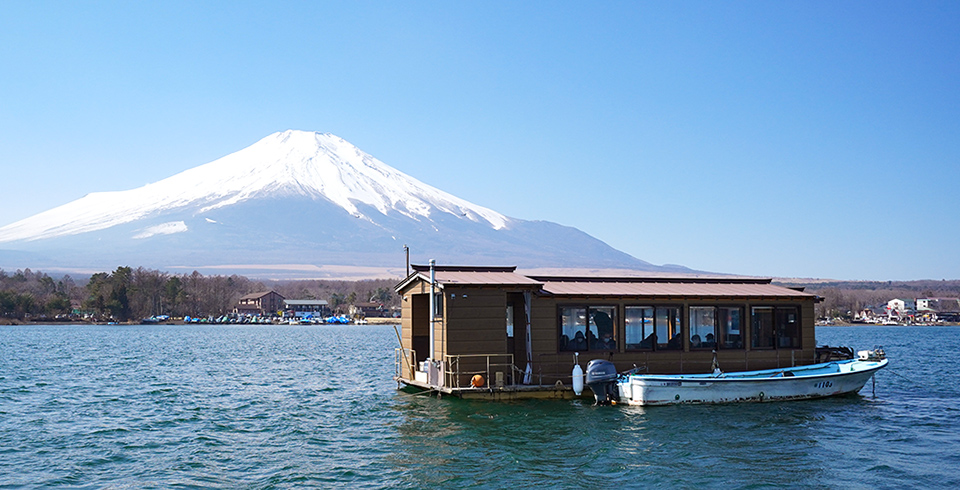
top-left (1, 324), bottom-right (959, 487)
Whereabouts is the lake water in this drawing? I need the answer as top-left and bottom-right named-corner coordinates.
top-left (1, 324), bottom-right (958, 488)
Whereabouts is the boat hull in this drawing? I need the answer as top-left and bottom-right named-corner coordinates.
top-left (619, 359), bottom-right (888, 406)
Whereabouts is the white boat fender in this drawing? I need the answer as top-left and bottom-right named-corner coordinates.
top-left (572, 352), bottom-right (584, 395)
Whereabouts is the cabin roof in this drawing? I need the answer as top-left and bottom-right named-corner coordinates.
top-left (434, 270), bottom-right (543, 286)
top-left (397, 265), bottom-right (814, 299)
top-left (396, 265), bottom-right (543, 291)
top-left (397, 270), bottom-right (542, 290)
top-left (535, 278), bottom-right (815, 299)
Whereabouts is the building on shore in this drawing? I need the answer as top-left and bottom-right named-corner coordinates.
top-left (853, 297), bottom-right (960, 325)
top-left (284, 299), bottom-right (329, 318)
top-left (235, 291), bottom-right (285, 316)
top-left (349, 302), bottom-right (397, 318)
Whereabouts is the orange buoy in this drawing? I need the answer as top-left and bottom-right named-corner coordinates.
top-left (471, 374), bottom-right (485, 387)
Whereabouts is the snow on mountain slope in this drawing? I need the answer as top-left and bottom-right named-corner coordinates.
top-left (0, 130), bottom-right (685, 273)
top-left (0, 130), bottom-right (508, 242)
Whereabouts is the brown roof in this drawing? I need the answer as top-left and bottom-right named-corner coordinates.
top-left (239, 291), bottom-right (282, 300)
top-left (432, 270), bottom-right (543, 287)
top-left (398, 265), bottom-right (542, 290)
top-left (537, 278), bottom-right (814, 299)
top-left (397, 265), bottom-right (815, 299)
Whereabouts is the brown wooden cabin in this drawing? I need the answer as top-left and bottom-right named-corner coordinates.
top-left (236, 291), bottom-right (285, 316)
top-left (394, 264), bottom-right (819, 399)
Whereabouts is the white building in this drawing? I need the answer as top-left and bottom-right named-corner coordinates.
top-left (886, 298), bottom-right (915, 314)
top-left (284, 299), bottom-right (329, 318)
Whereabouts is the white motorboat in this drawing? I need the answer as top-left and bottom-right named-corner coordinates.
top-left (584, 349), bottom-right (888, 406)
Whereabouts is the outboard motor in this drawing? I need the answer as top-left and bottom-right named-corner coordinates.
top-left (585, 359), bottom-right (620, 405)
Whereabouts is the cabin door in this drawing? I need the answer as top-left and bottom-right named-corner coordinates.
top-left (410, 294), bottom-right (430, 365)
top-left (506, 303), bottom-right (516, 358)
top-left (506, 292), bottom-right (527, 382)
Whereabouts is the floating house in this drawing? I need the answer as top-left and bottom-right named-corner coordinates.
top-left (393, 264), bottom-right (820, 400)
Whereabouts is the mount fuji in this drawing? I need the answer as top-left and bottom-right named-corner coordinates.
top-left (0, 130), bottom-right (690, 278)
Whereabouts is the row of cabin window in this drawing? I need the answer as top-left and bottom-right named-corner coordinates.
top-left (557, 305), bottom-right (801, 352)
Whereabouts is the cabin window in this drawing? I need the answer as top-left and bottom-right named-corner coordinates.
top-left (625, 306), bottom-right (654, 350)
top-left (776, 307), bottom-right (801, 348)
top-left (559, 307), bottom-right (587, 351)
top-left (506, 304), bottom-right (514, 338)
top-left (625, 306), bottom-right (680, 351)
top-left (752, 306), bottom-right (800, 349)
top-left (433, 292), bottom-right (443, 317)
top-left (689, 307), bottom-right (715, 350)
top-left (558, 306), bottom-right (617, 351)
top-left (590, 307), bottom-right (617, 350)
top-left (717, 307), bottom-right (743, 349)
top-left (751, 307), bottom-right (775, 349)
top-left (656, 307), bottom-right (682, 350)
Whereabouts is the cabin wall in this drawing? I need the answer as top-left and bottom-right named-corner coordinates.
top-left (397, 281), bottom-right (433, 380)
top-left (441, 287), bottom-right (517, 387)
top-left (529, 297), bottom-right (565, 384)
top-left (802, 301), bottom-right (816, 361)
top-left (398, 276), bottom-right (818, 385)
top-left (527, 296), bottom-right (818, 381)
top-left (442, 287), bottom-right (507, 355)
top-left (397, 288), bottom-right (411, 380)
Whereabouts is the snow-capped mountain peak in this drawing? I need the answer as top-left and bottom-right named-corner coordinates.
top-left (0, 130), bottom-right (509, 242)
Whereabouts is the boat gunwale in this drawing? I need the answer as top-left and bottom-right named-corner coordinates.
top-left (624, 358), bottom-right (888, 384)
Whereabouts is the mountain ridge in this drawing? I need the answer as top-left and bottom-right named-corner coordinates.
top-left (0, 131), bottom-right (508, 242)
top-left (0, 130), bottom-right (692, 276)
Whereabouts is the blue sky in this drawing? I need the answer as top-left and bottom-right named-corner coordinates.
top-left (1, 1), bottom-right (958, 280)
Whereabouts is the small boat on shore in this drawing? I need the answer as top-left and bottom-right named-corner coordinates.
top-left (584, 349), bottom-right (888, 406)
top-left (140, 315), bottom-right (170, 324)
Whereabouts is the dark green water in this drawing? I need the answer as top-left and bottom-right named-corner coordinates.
top-left (1, 324), bottom-right (958, 488)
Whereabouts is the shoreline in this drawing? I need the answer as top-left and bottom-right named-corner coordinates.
top-left (0, 317), bottom-right (400, 326)
top-left (819, 322), bottom-right (960, 327)
top-left (3, 318), bottom-right (954, 327)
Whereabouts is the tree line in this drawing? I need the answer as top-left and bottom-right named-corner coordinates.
top-left (786, 279), bottom-right (960, 320)
top-left (6, 267), bottom-right (960, 323)
top-left (0, 268), bottom-right (74, 320)
top-left (1, 266), bottom-right (401, 322)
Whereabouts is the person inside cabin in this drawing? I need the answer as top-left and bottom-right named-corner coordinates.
top-left (592, 311), bottom-right (613, 349)
top-left (559, 334), bottom-right (570, 351)
top-left (601, 332), bottom-right (617, 350)
top-left (571, 330), bottom-right (588, 350)
top-left (691, 334), bottom-right (702, 349)
top-left (704, 333), bottom-right (716, 348)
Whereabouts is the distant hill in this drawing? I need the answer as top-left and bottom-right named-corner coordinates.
top-left (0, 130), bottom-right (694, 278)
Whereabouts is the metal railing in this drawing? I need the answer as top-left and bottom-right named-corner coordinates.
top-left (443, 354), bottom-right (523, 389)
top-left (397, 350), bottom-right (595, 390)
top-left (395, 348), bottom-right (417, 380)
top-left (437, 353), bottom-right (587, 389)
top-left (535, 352), bottom-right (581, 386)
